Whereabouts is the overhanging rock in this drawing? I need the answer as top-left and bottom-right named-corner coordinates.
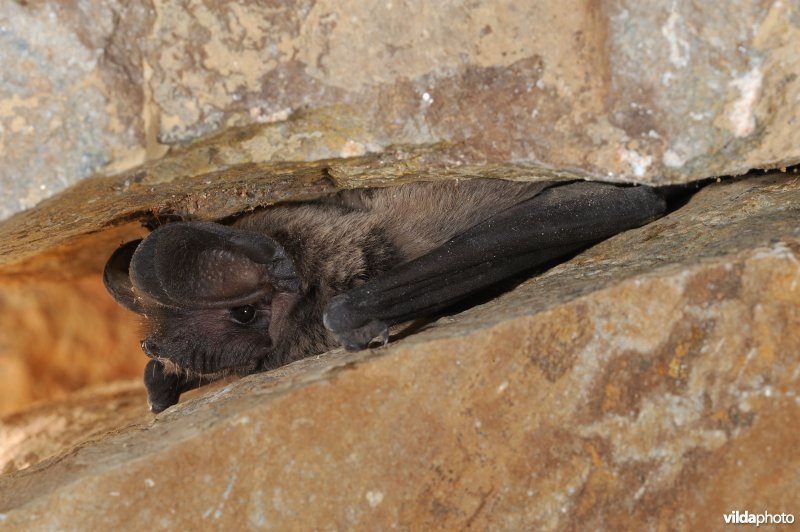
top-left (3, 0), bottom-right (800, 220)
top-left (1, 174), bottom-right (798, 529)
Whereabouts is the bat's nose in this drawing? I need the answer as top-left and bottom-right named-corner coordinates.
top-left (140, 338), bottom-right (158, 358)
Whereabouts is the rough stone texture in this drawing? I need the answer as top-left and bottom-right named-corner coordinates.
top-left (3, 0), bottom-right (800, 220)
top-left (0, 380), bottom-right (148, 474)
top-left (130, 0), bottom-right (800, 181)
top-left (1, 174), bottom-right (797, 529)
top-left (0, 0), bottom-right (149, 221)
top-left (0, 277), bottom-right (146, 416)
top-left (0, 139), bottom-right (572, 281)
top-left (2, 0), bottom-right (797, 525)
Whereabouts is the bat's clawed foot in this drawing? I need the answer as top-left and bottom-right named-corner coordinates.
top-left (323, 295), bottom-right (389, 351)
top-left (143, 359), bottom-right (181, 413)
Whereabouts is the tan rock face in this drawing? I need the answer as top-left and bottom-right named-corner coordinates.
top-left (0, 141), bottom-right (571, 281)
top-left (0, 277), bottom-right (146, 416)
top-left (3, 0), bottom-right (800, 220)
top-left (1, 174), bottom-right (797, 529)
top-left (0, 381), bottom-right (149, 474)
top-left (138, 0), bottom-right (800, 182)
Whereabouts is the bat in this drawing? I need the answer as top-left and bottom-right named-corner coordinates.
top-left (104, 179), bottom-right (672, 412)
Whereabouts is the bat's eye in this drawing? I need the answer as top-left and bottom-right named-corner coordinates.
top-left (230, 305), bottom-right (257, 324)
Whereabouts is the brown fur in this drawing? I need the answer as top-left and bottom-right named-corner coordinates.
top-left (230, 179), bottom-right (551, 366)
top-left (104, 178), bottom-right (677, 411)
top-left (107, 180), bottom-right (554, 383)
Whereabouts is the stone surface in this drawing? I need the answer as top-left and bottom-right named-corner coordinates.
top-left (0, 174), bottom-right (797, 529)
top-left (0, 139), bottom-right (571, 281)
top-left (129, 0), bottom-right (800, 181)
top-left (3, 0), bottom-right (800, 220)
top-left (0, 380), bottom-right (148, 474)
top-left (0, 0), bottom-right (149, 221)
top-left (0, 277), bottom-right (146, 416)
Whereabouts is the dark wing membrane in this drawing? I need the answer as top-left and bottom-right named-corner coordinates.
top-left (324, 182), bottom-right (667, 349)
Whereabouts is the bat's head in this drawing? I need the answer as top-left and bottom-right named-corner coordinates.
top-left (103, 222), bottom-right (301, 377)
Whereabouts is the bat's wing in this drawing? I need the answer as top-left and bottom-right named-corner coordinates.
top-left (323, 181), bottom-right (668, 350)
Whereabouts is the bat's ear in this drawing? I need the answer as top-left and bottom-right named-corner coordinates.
top-left (129, 222), bottom-right (299, 308)
top-left (104, 239), bottom-right (144, 313)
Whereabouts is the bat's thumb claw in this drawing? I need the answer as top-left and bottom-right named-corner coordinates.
top-left (333, 318), bottom-right (389, 351)
top-left (323, 295), bottom-right (388, 351)
top-left (322, 295), bottom-right (359, 331)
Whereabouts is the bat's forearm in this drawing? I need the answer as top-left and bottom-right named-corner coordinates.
top-left (324, 182), bottom-right (668, 350)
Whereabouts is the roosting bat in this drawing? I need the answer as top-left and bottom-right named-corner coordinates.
top-left (104, 179), bottom-right (671, 412)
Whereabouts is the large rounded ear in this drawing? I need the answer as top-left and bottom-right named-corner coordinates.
top-left (104, 240), bottom-right (144, 313)
top-left (129, 222), bottom-right (300, 309)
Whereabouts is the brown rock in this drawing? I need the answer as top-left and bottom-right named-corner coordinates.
top-left (140, 0), bottom-right (800, 182)
top-left (0, 141), bottom-right (568, 280)
top-left (0, 174), bottom-right (797, 529)
top-left (0, 277), bottom-right (146, 416)
top-left (3, 0), bottom-right (800, 220)
top-left (0, 381), bottom-right (148, 474)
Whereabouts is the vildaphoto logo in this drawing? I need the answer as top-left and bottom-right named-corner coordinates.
top-left (723, 510), bottom-right (795, 526)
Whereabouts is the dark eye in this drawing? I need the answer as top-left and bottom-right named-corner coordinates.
top-left (230, 305), bottom-right (257, 324)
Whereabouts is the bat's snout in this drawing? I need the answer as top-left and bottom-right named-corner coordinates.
top-left (140, 338), bottom-right (159, 358)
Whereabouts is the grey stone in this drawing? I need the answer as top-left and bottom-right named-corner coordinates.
top-left (2, 0), bottom-right (800, 221)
